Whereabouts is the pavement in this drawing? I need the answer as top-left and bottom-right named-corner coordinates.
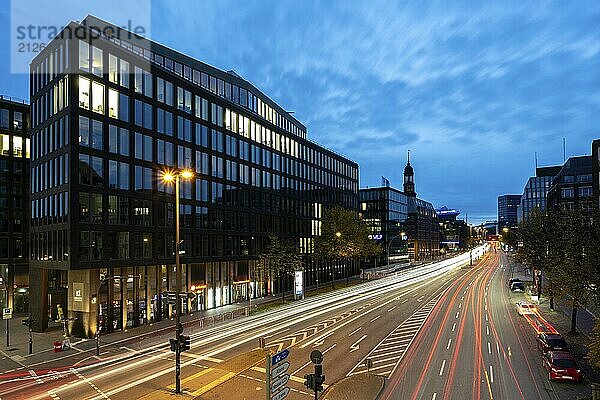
top-left (322, 373), bottom-right (384, 400)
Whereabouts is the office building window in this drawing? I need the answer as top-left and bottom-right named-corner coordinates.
top-left (79, 154), bottom-right (104, 186)
top-left (13, 137), bottom-right (23, 157)
top-left (109, 160), bottom-right (130, 190)
top-left (177, 116), bottom-right (192, 142)
top-left (134, 165), bottom-right (152, 191)
top-left (134, 66), bottom-right (153, 97)
top-left (79, 116), bottom-right (90, 147)
top-left (108, 196), bottom-right (130, 225)
top-left (135, 132), bottom-right (153, 161)
top-left (91, 119), bottom-right (103, 150)
top-left (0, 134), bottom-right (9, 155)
top-left (91, 81), bottom-right (104, 114)
top-left (109, 54), bottom-right (118, 83)
top-left (109, 125), bottom-right (129, 156)
top-left (79, 76), bottom-right (90, 110)
top-left (157, 108), bottom-right (174, 135)
top-left (119, 60), bottom-right (130, 88)
top-left (13, 112), bottom-right (23, 131)
top-left (561, 188), bottom-right (574, 198)
top-left (157, 139), bottom-right (174, 166)
top-left (79, 40), bottom-right (89, 72)
top-left (92, 46), bottom-right (103, 76)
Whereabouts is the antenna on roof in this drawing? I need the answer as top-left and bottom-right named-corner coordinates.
top-left (563, 138), bottom-right (566, 162)
top-left (534, 152), bottom-right (538, 169)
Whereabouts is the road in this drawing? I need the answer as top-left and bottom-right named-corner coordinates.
top-left (0, 248), bottom-right (484, 400)
top-left (381, 248), bottom-right (585, 400)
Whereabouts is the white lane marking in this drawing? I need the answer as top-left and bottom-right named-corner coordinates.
top-left (446, 338), bottom-right (452, 350)
top-left (402, 299), bottom-right (408, 304)
top-left (388, 306), bottom-right (396, 312)
top-left (486, 325), bottom-right (489, 335)
top-left (452, 323), bottom-right (456, 332)
top-left (291, 344), bottom-right (336, 376)
top-left (489, 365), bottom-right (494, 383)
top-left (458, 303), bottom-right (462, 309)
top-left (439, 359), bottom-right (446, 376)
top-left (487, 342), bottom-right (492, 354)
top-left (432, 393), bottom-right (437, 400)
top-left (485, 314), bottom-right (488, 321)
top-left (460, 296), bottom-right (464, 301)
top-left (350, 335), bottom-right (368, 353)
top-left (497, 342), bottom-right (500, 354)
top-left (348, 327), bottom-right (362, 337)
top-left (371, 316), bottom-right (381, 322)
top-left (455, 312), bottom-right (460, 319)
top-left (29, 369), bottom-right (44, 384)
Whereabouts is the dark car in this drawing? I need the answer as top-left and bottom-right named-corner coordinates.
top-left (537, 333), bottom-right (568, 353)
top-left (543, 351), bottom-right (583, 382)
top-left (510, 281), bottom-right (525, 292)
top-left (507, 278), bottom-right (521, 288)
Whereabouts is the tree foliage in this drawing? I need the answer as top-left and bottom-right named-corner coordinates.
top-left (313, 206), bottom-right (381, 260)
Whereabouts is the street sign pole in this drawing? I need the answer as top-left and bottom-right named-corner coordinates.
top-left (265, 351), bottom-right (271, 400)
top-left (5, 318), bottom-right (8, 347)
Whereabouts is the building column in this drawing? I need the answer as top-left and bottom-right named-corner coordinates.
top-left (107, 268), bottom-right (114, 333)
top-left (67, 269), bottom-right (99, 338)
top-left (29, 266), bottom-right (48, 333)
top-left (132, 267), bottom-right (139, 327)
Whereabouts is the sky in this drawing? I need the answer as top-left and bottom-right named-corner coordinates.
top-left (2, 0), bottom-right (600, 224)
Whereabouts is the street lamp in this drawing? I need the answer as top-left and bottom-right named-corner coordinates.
top-left (162, 168), bottom-right (194, 394)
top-left (386, 232), bottom-right (406, 265)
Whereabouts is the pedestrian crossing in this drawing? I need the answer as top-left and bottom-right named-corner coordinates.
top-left (348, 294), bottom-right (441, 378)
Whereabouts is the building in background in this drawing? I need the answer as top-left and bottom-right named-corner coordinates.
top-left (547, 155), bottom-right (593, 216)
top-left (0, 96), bottom-right (30, 316)
top-left (436, 206), bottom-right (469, 252)
top-left (29, 16), bottom-right (358, 337)
top-left (518, 166), bottom-right (561, 223)
top-left (497, 194), bottom-right (521, 228)
top-left (593, 140), bottom-right (599, 211)
top-left (359, 153), bottom-right (438, 265)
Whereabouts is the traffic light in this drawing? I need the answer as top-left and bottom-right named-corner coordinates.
top-left (169, 338), bottom-right (178, 352)
top-left (179, 335), bottom-right (190, 352)
top-left (315, 364), bottom-right (325, 392)
top-left (303, 374), bottom-right (315, 391)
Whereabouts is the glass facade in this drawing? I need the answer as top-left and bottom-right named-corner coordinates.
top-left (29, 17), bottom-right (359, 337)
top-left (497, 195), bottom-right (521, 228)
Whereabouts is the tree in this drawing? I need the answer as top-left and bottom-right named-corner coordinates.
top-left (255, 235), bottom-right (302, 304)
top-left (588, 318), bottom-right (600, 369)
top-left (515, 207), bottom-right (550, 298)
top-left (314, 206), bottom-right (381, 284)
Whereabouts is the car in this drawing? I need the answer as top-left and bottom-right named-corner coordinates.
top-left (511, 281), bottom-right (525, 292)
top-left (537, 333), bottom-right (569, 353)
top-left (507, 278), bottom-right (522, 288)
top-left (516, 301), bottom-right (536, 315)
top-left (543, 351), bottom-right (583, 382)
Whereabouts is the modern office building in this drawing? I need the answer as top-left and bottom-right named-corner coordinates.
top-left (547, 155), bottom-right (593, 216)
top-left (436, 206), bottom-right (469, 252)
top-left (0, 96), bottom-right (30, 315)
top-left (593, 140), bottom-right (600, 211)
top-left (359, 153), bottom-right (438, 265)
top-left (29, 16), bottom-right (358, 337)
top-left (497, 195), bottom-right (521, 228)
top-left (518, 166), bottom-right (561, 223)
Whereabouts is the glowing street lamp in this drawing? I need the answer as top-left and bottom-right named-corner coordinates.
top-left (161, 168), bottom-right (193, 394)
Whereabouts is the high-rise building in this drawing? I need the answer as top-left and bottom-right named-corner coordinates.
top-left (0, 96), bottom-right (30, 315)
top-left (518, 166), bottom-right (561, 223)
top-left (29, 16), bottom-right (358, 337)
top-left (547, 156), bottom-right (593, 216)
top-left (497, 195), bottom-right (521, 228)
top-left (436, 206), bottom-right (469, 252)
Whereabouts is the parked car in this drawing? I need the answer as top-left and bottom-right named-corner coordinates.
top-left (507, 278), bottom-right (521, 288)
top-left (543, 351), bottom-right (583, 382)
top-left (516, 301), bottom-right (536, 315)
top-left (537, 333), bottom-right (568, 353)
top-left (510, 281), bottom-right (525, 292)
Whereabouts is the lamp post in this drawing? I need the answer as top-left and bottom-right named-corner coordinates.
top-left (386, 232), bottom-right (406, 266)
top-left (162, 169), bottom-right (194, 394)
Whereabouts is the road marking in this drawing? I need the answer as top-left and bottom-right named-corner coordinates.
top-left (497, 342), bottom-right (500, 354)
top-left (70, 368), bottom-right (110, 399)
top-left (432, 393), bottom-right (437, 400)
top-left (350, 335), bottom-right (368, 353)
top-left (460, 296), bottom-right (464, 300)
top-left (489, 365), bottom-right (494, 383)
top-left (455, 312), bottom-right (460, 319)
top-left (488, 342), bottom-right (492, 354)
top-left (191, 371), bottom-right (236, 396)
top-left (452, 323), bottom-right (456, 332)
top-left (486, 325), bottom-right (489, 335)
top-left (439, 360), bottom-right (446, 376)
top-left (485, 314), bottom-right (488, 321)
top-left (388, 306), bottom-right (396, 312)
top-left (349, 327), bottom-right (362, 337)
top-left (371, 316), bottom-right (381, 322)
top-left (402, 299), bottom-right (408, 304)
top-left (458, 303), bottom-right (462, 309)
top-left (29, 370), bottom-right (44, 384)
top-left (446, 338), bottom-right (452, 350)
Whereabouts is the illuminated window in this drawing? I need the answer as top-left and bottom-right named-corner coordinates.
top-left (91, 81), bottom-right (104, 114)
top-left (109, 54), bottom-right (118, 83)
top-left (119, 60), bottom-right (130, 88)
top-left (25, 138), bottom-right (30, 159)
top-left (13, 136), bottom-right (23, 157)
top-left (78, 76), bottom-right (90, 110)
top-left (0, 135), bottom-right (9, 155)
top-left (108, 89), bottom-right (119, 119)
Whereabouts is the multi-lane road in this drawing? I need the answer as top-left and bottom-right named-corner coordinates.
top-left (1, 245), bottom-right (587, 400)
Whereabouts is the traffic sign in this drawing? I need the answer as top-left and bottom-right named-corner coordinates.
top-left (2, 308), bottom-right (12, 319)
top-left (271, 361), bottom-right (290, 379)
top-left (272, 348), bottom-right (289, 365)
top-left (271, 387), bottom-right (289, 400)
top-left (271, 374), bottom-right (289, 393)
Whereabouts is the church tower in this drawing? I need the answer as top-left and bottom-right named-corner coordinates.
top-left (404, 150), bottom-right (416, 197)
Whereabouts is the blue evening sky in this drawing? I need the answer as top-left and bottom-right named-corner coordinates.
top-left (2, 1), bottom-right (600, 223)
